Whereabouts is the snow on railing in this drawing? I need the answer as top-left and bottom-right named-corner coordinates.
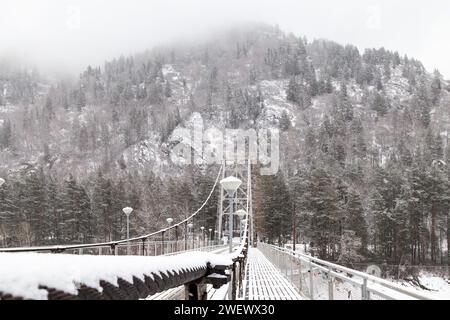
top-left (0, 251), bottom-right (232, 300)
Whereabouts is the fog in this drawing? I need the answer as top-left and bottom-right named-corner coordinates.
top-left (1, 0), bottom-right (450, 78)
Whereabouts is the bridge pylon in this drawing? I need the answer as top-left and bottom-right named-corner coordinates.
top-left (217, 159), bottom-right (254, 247)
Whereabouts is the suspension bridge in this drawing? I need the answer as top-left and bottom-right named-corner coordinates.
top-left (0, 161), bottom-right (435, 300)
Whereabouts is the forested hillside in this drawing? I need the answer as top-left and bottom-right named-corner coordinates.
top-left (0, 24), bottom-right (449, 267)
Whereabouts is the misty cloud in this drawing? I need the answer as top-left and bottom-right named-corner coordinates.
top-left (1, 0), bottom-right (449, 77)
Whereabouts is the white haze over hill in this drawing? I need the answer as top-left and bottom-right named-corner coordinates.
top-left (1, 0), bottom-right (450, 78)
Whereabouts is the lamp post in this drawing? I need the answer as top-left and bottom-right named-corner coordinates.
top-left (122, 207), bottom-right (133, 255)
top-left (208, 228), bottom-right (212, 246)
top-left (200, 226), bottom-right (205, 247)
top-left (220, 176), bottom-right (242, 253)
top-left (166, 217), bottom-right (173, 253)
top-left (241, 219), bottom-right (247, 241)
top-left (235, 209), bottom-right (247, 241)
top-left (187, 223), bottom-right (193, 249)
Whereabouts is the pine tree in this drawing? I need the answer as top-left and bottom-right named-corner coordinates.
top-left (44, 96), bottom-right (55, 120)
top-left (371, 91), bottom-right (389, 117)
top-left (431, 70), bottom-right (442, 105)
top-left (0, 119), bottom-right (12, 149)
top-left (287, 77), bottom-right (300, 104)
top-left (338, 230), bottom-right (364, 267)
top-left (309, 169), bottom-right (340, 259)
top-left (279, 110), bottom-right (291, 131)
top-left (0, 180), bottom-right (19, 246)
top-left (45, 178), bottom-right (63, 244)
top-left (345, 190), bottom-right (368, 253)
top-left (165, 80), bottom-right (172, 98)
top-left (261, 173), bottom-right (292, 245)
top-left (22, 171), bottom-right (47, 245)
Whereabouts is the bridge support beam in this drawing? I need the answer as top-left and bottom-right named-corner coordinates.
top-left (184, 280), bottom-right (208, 300)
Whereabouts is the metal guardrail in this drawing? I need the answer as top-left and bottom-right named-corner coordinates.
top-left (258, 243), bottom-right (435, 300)
top-left (0, 240), bottom-right (223, 256)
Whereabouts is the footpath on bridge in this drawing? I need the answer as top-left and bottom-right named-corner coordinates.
top-left (148, 246), bottom-right (303, 300)
top-left (242, 248), bottom-right (303, 300)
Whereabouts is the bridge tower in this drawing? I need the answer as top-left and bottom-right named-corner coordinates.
top-left (217, 160), bottom-right (254, 246)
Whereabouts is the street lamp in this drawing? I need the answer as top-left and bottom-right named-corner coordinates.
top-left (208, 228), bottom-right (212, 246)
top-left (220, 176), bottom-right (242, 253)
top-left (166, 217), bottom-right (173, 253)
top-left (236, 209), bottom-right (246, 218)
top-left (122, 207), bottom-right (133, 255)
top-left (235, 209), bottom-right (247, 241)
top-left (200, 226), bottom-right (205, 247)
top-left (188, 223), bottom-right (194, 249)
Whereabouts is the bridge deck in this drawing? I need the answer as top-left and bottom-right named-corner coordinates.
top-left (147, 246), bottom-right (232, 300)
top-left (243, 248), bottom-right (303, 300)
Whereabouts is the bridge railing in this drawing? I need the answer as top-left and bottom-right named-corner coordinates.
top-left (67, 240), bottom-right (224, 256)
top-left (258, 242), bottom-right (435, 300)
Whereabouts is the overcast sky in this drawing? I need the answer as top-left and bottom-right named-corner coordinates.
top-left (1, 0), bottom-right (449, 78)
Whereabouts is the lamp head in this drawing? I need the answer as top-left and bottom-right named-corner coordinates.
top-left (122, 207), bottom-right (133, 216)
top-left (166, 217), bottom-right (173, 224)
top-left (235, 209), bottom-right (247, 218)
top-left (220, 176), bottom-right (242, 193)
top-left (187, 223), bottom-right (193, 229)
top-left (200, 226), bottom-right (205, 231)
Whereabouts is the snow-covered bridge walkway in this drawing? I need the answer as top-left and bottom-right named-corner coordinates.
top-left (242, 248), bottom-right (303, 300)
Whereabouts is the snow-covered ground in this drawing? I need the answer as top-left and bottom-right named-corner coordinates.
top-left (398, 273), bottom-right (450, 300)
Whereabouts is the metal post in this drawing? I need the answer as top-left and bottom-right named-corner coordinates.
top-left (162, 232), bottom-right (165, 255)
top-left (362, 278), bottom-right (368, 300)
top-left (192, 217), bottom-right (195, 249)
top-left (231, 262), bottom-right (237, 300)
top-left (126, 215), bottom-right (130, 255)
top-left (328, 267), bottom-right (334, 300)
top-left (184, 222), bottom-right (188, 251)
top-left (229, 192), bottom-right (234, 253)
top-left (99, 246), bottom-right (102, 255)
top-left (290, 255), bottom-right (294, 284)
top-left (298, 260), bottom-right (302, 292)
top-left (309, 260), bottom-right (314, 300)
top-left (142, 239), bottom-right (146, 256)
top-left (209, 230), bottom-right (212, 247)
top-left (218, 161), bottom-right (225, 241)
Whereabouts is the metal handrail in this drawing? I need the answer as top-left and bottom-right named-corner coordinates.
top-left (259, 243), bottom-right (434, 300)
